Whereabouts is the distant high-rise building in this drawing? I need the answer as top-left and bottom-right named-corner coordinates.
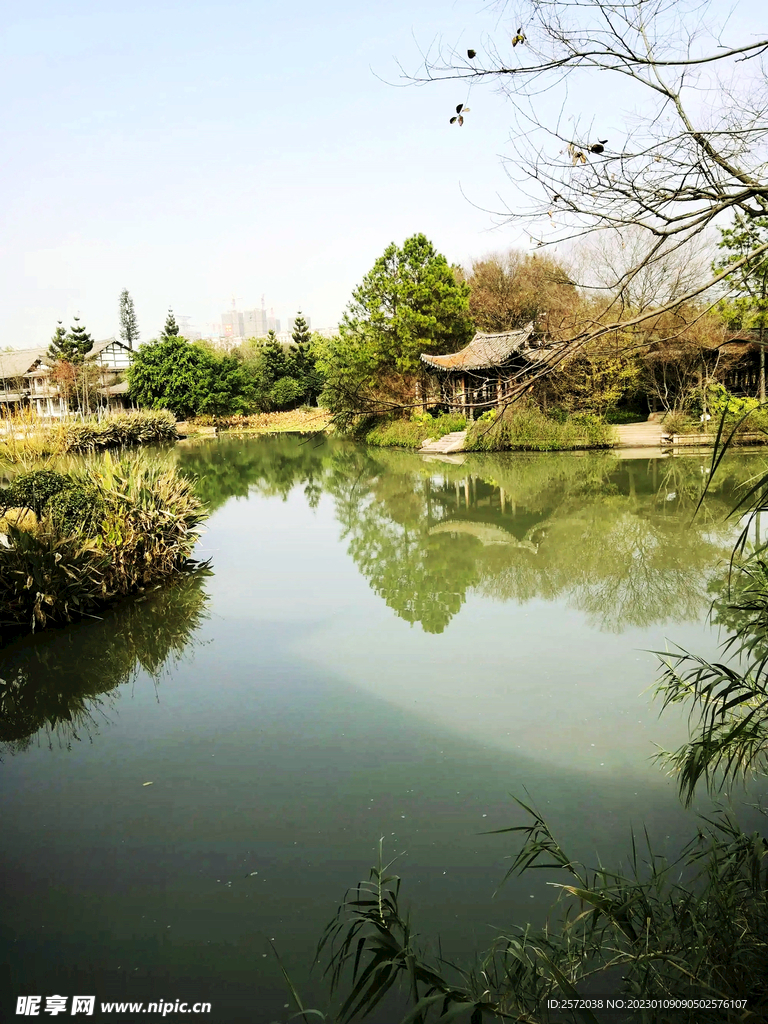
top-left (221, 309), bottom-right (244, 340)
top-left (267, 308), bottom-right (280, 334)
top-left (243, 307), bottom-right (268, 338)
top-left (177, 315), bottom-right (201, 342)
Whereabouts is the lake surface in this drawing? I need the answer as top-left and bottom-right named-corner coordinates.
top-left (2, 436), bottom-right (767, 1023)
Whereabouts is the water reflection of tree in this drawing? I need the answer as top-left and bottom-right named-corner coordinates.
top-left (179, 436), bottom-right (768, 634)
top-left (175, 436), bottom-right (329, 511)
top-left (0, 570), bottom-right (210, 754)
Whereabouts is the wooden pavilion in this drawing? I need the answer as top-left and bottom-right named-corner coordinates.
top-left (419, 325), bottom-right (565, 417)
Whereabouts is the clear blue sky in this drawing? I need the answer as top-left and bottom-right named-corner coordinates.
top-left (1, 0), bottom-right (525, 346)
top-left (1, 0), bottom-right (762, 347)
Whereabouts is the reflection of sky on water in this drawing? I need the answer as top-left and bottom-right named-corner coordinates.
top-left (3, 437), bottom-right (768, 1022)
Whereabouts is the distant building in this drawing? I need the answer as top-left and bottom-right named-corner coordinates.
top-left (0, 339), bottom-right (133, 418)
top-left (243, 307), bottom-right (268, 338)
top-left (177, 315), bottom-right (201, 342)
top-left (221, 309), bottom-right (244, 340)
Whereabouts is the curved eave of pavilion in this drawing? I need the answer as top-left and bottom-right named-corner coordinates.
top-left (420, 325), bottom-right (535, 372)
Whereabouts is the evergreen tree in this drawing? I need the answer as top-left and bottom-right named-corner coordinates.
top-left (161, 308), bottom-right (180, 339)
top-left (119, 289), bottom-right (140, 349)
top-left (341, 233), bottom-right (474, 376)
top-left (289, 312), bottom-right (316, 403)
top-left (261, 330), bottom-right (289, 385)
top-left (290, 312), bottom-right (313, 374)
top-left (47, 317), bottom-right (94, 365)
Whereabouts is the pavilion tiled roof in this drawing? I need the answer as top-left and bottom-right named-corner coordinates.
top-left (420, 325), bottom-right (536, 371)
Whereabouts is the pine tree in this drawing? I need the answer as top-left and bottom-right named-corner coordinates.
top-left (161, 308), bottom-right (180, 339)
top-left (47, 317), bottom-right (94, 364)
top-left (48, 321), bottom-right (70, 363)
top-left (290, 312), bottom-right (313, 377)
top-left (68, 318), bottom-right (94, 362)
top-left (261, 329), bottom-right (289, 385)
top-left (119, 289), bottom-right (140, 349)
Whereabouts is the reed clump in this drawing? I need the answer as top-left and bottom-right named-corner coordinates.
top-left (466, 405), bottom-right (614, 451)
top-left (0, 453), bottom-right (207, 630)
top-left (0, 409), bottom-right (179, 464)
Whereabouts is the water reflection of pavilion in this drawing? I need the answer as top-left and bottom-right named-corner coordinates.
top-left (423, 473), bottom-right (550, 549)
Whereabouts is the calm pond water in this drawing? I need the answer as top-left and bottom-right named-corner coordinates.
top-left (2, 435), bottom-right (767, 1022)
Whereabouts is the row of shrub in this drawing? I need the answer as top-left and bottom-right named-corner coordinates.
top-left (0, 410), bottom-right (179, 464)
top-left (0, 454), bottom-right (207, 631)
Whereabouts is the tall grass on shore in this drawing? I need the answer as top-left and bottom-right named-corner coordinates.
top-left (0, 409), bottom-right (179, 465)
top-left (363, 413), bottom-right (467, 449)
top-left (466, 406), bottom-right (614, 451)
top-left (0, 452), bottom-right (207, 630)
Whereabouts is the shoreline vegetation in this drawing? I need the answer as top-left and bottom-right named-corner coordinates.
top-left (0, 453), bottom-right (207, 632)
top-left (0, 409), bottom-right (179, 465)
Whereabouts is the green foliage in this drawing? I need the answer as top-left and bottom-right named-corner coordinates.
top-left (315, 806), bottom-right (768, 1023)
top-left (127, 337), bottom-right (252, 419)
top-left (0, 570), bottom-right (210, 749)
top-left (706, 382), bottom-right (760, 418)
top-left (549, 351), bottom-right (643, 415)
top-left (320, 234), bottom-right (473, 417)
top-left (0, 470), bottom-right (70, 517)
top-left (603, 407), bottom-right (644, 424)
top-left (466, 406), bottom-right (613, 451)
top-left (714, 214), bottom-right (768, 331)
top-left (47, 317), bottom-right (94, 365)
top-left (342, 234), bottom-right (473, 376)
top-left (196, 354), bottom-right (254, 418)
top-left (118, 288), bottom-right (139, 349)
top-left (260, 331), bottom-right (289, 387)
top-left (46, 483), bottom-right (104, 536)
top-left (270, 376), bottom-right (304, 409)
top-left (0, 453), bottom-right (208, 630)
top-left (365, 413), bottom-right (467, 449)
top-left (288, 316), bottom-right (323, 405)
top-left (160, 308), bottom-right (180, 339)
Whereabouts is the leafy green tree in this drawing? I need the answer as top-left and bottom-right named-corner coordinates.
top-left (341, 233), bottom-right (473, 376)
top-left (714, 214), bottom-right (768, 399)
top-left (160, 308), bottom-right (181, 340)
top-left (47, 317), bottom-right (94, 364)
top-left (197, 354), bottom-right (255, 418)
top-left (128, 337), bottom-right (254, 419)
top-left (119, 289), bottom-right (140, 350)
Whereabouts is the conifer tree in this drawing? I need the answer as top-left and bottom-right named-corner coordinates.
top-left (161, 308), bottom-right (180, 339)
top-left (290, 312), bottom-right (313, 377)
top-left (119, 289), bottom-right (140, 349)
top-left (47, 317), bottom-right (94, 364)
top-left (261, 329), bottom-right (288, 385)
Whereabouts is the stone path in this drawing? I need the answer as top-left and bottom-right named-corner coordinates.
top-left (613, 421), bottom-right (669, 448)
top-left (419, 431), bottom-right (467, 454)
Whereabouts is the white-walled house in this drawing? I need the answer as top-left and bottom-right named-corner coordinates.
top-left (0, 339), bottom-right (133, 417)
